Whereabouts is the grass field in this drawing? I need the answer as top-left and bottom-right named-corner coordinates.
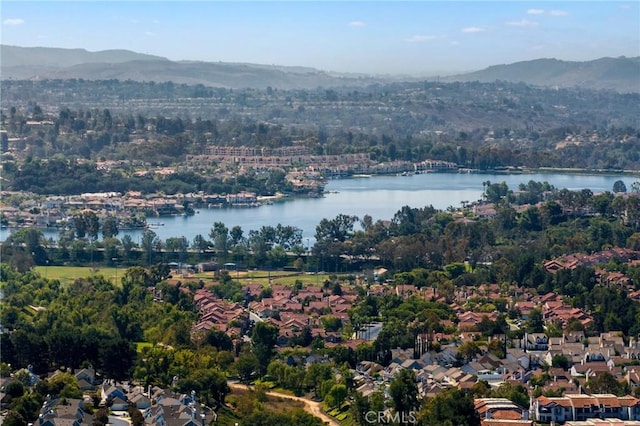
top-left (33, 265), bottom-right (335, 288)
top-left (34, 265), bottom-right (119, 286)
top-left (192, 269), bottom-right (334, 287)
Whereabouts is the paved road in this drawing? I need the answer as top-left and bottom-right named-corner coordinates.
top-left (228, 382), bottom-right (340, 426)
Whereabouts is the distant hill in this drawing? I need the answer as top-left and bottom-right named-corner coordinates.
top-left (2, 45), bottom-right (639, 92)
top-left (444, 57), bottom-right (640, 93)
top-left (1, 45), bottom-right (167, 68)
top-left (0, 45), bottom-right (385, 90)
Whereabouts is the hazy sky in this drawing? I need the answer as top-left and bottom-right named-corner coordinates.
top-left (2, 1), bottom-right (639, 75)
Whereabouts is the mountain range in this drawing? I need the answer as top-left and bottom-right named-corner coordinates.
top-left (2, 45), bottom-right (639, 93)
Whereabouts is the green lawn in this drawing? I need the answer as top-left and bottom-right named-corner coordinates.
top-left (135, 342), bottom-right (154, 352)
top-left (33, 265), bottom-right (332, 288)
top-left (34, 265), bottom-right (120, 286)
top-left (193, 269), bottom-right (333, 287)
top-left (236, 271), bottom-right (333, 287)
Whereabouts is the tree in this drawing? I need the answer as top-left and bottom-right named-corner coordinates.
top-left (202, 329), bottom-right (233, 351)
top-left (128, 406), bottom-right (144, 426)
top-left (587, 371), bottom-right (623, 395)
top-left (436, 279), bottom-right (455, 302)
top-left (4, 380), bottom-right (25, 398)
top-left (177, 369), bottom-right (230, 409)
top-left (325, 383), bottom-right (347, 408)
top-left (48, 372), bottom-right (82, 399)
top-left (551, 354), bottom-right (571, 370)
top-left (3, 411), bottom-right (27, 426)
top-left (236, 353), bottom-right (258, 383)
top-left (321, 316), bottom-right (343, 332)
top-left (314, 214), bottom-right (359, 270)
top-left (457, 340), bottom-right (481, 363)
top-left (485, 181), bottom-right (510, 203)
top-left (6, 228), bottom-right (46, 258)
top-left (102, 216), bottom-right (119, 239)
top-left (490, 382), bottom-right (530, 408)
top-left (389, 369), bottom-right (420, 415)
top-left (525, 308), bottom-right (544, 333)
top-left (487, 339), bottom-right (506, 359)
top-left (251, 322), bottom-right (279, 376)
top-left (99, 338), bottom-right (136, 380)
top-left (350, 392), bottom-right (372, 426)
top-left (304, 363), bottom-right (333, 397)
top-left (229, 225), bottom-right (244, 246)
top-left (140, 230), bottom-right (158, 266)
top-left (518, 206), bottom-right (542, 231)
top-left (192, 234), bottom-right (210, 253)
top-left (74, 210), bottom-right (100, 240)
top-left (121, 234), bottom-right (135, 259)
top-left (418, 388), bottom-right (480, 426)
top-left (209, 222), bottom-right (230, 262)
top-left (613, 180), bottom-right (627, 193)
top-left (94, 408), bottom-right (109, 426)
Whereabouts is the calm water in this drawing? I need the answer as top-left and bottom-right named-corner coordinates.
top-left (3, 172), bottom-right (638, 243)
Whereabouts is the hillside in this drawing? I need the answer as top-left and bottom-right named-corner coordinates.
top-left (445, 56), bottom-right (640, 93)
top-left (2, 45), bottom-right (639, 92)
top-left (0, 45), bottom-right (385, 90)
top-left (0, 44), bottom-right (166, 67)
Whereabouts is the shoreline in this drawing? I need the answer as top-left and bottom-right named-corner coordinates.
top-left (1, 170), bottom-right (638, 241)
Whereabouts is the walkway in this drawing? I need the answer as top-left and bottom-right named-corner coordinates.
top-left (228, 382), bottom-right (340, 426)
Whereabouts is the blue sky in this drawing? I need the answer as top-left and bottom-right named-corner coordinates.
top-left (2, 1), bottom-right (639, 75)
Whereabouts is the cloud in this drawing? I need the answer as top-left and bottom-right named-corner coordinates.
top-left (526, 8), bottom-right (568, 17)
top-left (3, 18), bottom-right (25, 26)
top-left (152, 19), bottom-right (161, 24)
top-left (404, 34), bottom-right (441, 43)
top-left (549, 9), bottom-right (569, 16)
top-left (505, 19), bottom-right (539, 28)
top-left (462, 26), bottom-right (486, 33)
top-left (348, 21), bottom-right (366, 27)
top-left (144, 31), bottom-right (156, 37)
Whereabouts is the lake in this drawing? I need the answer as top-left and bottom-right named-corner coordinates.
top-left (2, 172), bottom-right (638, 243)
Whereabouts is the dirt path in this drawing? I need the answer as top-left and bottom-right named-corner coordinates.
top-left (228, 383), bottom-right (340, 426)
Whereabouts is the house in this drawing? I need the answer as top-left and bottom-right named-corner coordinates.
top-left (475, 398), bottom-right (530, 424)
top-left (357, 361), bottom-right (384, 377)
top-left (110, 396), bottom-right (129, 411)
top-left (37, 398), bottom-right (85, 426)
top-left (533, 394), bottom-right (640, 423)
top-left (74, 367), bottom-right (98, 391)
top-left (101, 381), bottom-right (128, 405)
top-left (506, 349), bottom-right (530, 369)
top-left (534, 395), bottom-right (574, 423)
top-left (400, 359), bottom-right (425, 371)
top-left (130, 391), bottom-right (152, 410)
top-left (523, 333), bottom-right (548, 351)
